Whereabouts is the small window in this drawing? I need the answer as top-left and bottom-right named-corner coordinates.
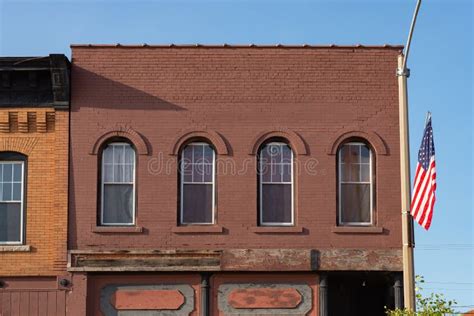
top-left (100, 142), bottom-right (136, 225)
top-left (0, 155), bottom-right (25, 244)
top-left (258, 142), bottom-right (294, 226)
top-left (180, 142), bottom-right (215, 225)
top-left (338, 142), bottom-right (373, 225)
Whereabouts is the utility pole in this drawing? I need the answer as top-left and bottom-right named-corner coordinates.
top-left (397, 0), bottom-right (422, 311)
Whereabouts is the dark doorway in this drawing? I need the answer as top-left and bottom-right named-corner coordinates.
top-left (328, 272), bottom-right (395, 316)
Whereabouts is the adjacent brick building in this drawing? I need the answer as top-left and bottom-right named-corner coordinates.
top-left (67, 44), bottom-right (405, 315)
top-left (0, 55), bottom-right (70, 315)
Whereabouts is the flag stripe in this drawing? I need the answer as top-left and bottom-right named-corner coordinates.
top-left (410, 116), bottom-right (436, 230)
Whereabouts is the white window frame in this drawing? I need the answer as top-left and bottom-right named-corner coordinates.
top-left (0, 161), bottom-right (25, 245)
top-left (180, 142), bottom-right (216, 225)
top-left (338, 142), bottom-right (374, 226)
top-left (100, 142), bottom-right (136, 226)
top-left (259, 142), bottom-right (294, 226)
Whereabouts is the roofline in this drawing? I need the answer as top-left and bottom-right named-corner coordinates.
top-left (70, 43), bottom-right (403, 49)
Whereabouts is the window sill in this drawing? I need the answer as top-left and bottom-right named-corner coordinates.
top-left (251, 226), bottom-right (304, 234)
top-left (172, 225), bottom-right (224, 234)
top-left (0, 245), bottom-right (31, 252)
top-left (332, 226), bottom-right (384, 234)
top-left (92, 226), bottom-right (144, 233)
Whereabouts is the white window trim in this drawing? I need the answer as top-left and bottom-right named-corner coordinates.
top-left (338, 142), bottom-right (374, 226)
top-left (100, 142), bottom-right (136, 226)
top-left (259, 142), bottom-right (294, 226)
top-left (0, 161), bottom-right (25, 245)
top-left (180, 142), bottom-right (216, 225)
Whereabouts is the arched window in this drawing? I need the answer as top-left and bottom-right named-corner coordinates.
top-left (258, 141), bottom-right (294, 226)
top-left (338, 142), bottom-right (374, 225)
top-left (0, 152), bottom-right (26, 244)
top-left (100, 142), bottom-right (136, 226)
top-left (180, 142), bottom-right (215, 225)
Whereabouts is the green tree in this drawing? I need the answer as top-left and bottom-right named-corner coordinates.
top-left (386, 276), bottom-right (457, 316)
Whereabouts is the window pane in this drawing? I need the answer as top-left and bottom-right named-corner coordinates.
top-left (3, 164), bottom-right (12, 182)
top-left (340, 183), bottom-right (371, 223)
top-left (193, 145), bottom-right (204, 162)
top-left (349, 145), bottom-right (360, 164)
top-left (260, 161), bottom-right (271, 183)
top-left (270, 163), bottom-right (280, 182)
top-left (340, 163), bottom-right (350, 182)
top-left (261, 184), bottom-right (292, 224)
top-left (123, 164), bottom-right (133, 182)
top-left (192, 163), bottom-right (204, 182)
top-left (103, 184), bottom-right (133, 224)
top-left (203, 164), bottom-right (213, 183)
top-left (3, 183), bottom-right (12, 201)
top-left (113, 164), bottom-right (124, 182)
top-left (340, 146), bottom-right (350, 163)
top-left (114, 145), bottom-right (125, 164)
top-left (360, 164), bottom-right (370, 182)
top-left (182, 184), bottom-right (213, 224)
top-left (103, 164), bottom-right (114, 182)
top-left (203, 145), bottom-right (214, 164)
top-left (350, 164), bottom-right (360, 182)
top-left (282, 164), bottom-right (291, 183)
top-left (360, 145), bottom-right (370, 163)
top-left (281, 145), bottom-right (292, 162)
top-left (0, 203), bottom-right (21, 242)
top-left (103, 147), bottom-right (113, 163)
top-left (124, 146), bottom-right (135, 164)
top-left (182, 163), bottom-right (192, 182)
top-left (12, 183), bottom-right (21, 201)
top-left (183, 146), bottom-right (193, 163)
top-left (13, 164), bottom-right (22, 182)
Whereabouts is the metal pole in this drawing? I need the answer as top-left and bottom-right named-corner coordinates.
top-left (397, 0), bottom-right (422, 310)
top-left (398, 54), bottom-right (416, 311)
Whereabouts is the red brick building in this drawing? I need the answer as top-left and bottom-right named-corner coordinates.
top-left (67, 44), bottom-right (405, 315)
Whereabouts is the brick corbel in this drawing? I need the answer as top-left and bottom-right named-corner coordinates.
top-left (327, 129), bottom-right (388, 156)
top-left (91, 127), bottom-right (149, 155)
top-left (249, 129), bottom-right (308, 156)
top-left (169, 129), bottom-right (229, 156)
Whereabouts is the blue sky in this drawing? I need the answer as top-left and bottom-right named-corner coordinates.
top-left (1, 0), bottom-right (472, 312)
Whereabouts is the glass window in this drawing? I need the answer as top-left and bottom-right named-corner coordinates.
top-left (180, 143), bottom-right (215, 224)
top-left (101, 142), bottom-right (135, 225)
top-left (0, 161), bottom-right (24, 244)
top-left (338, 142), bottom-right (373, 225)
top-left (259, 142), bottom-right (293, 226)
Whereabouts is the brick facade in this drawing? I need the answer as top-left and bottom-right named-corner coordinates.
top-left (66, 45), bottom-right (405, 315)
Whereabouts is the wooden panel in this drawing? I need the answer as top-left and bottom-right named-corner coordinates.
top-left (228, 288), bottom-right (302, 309)
top-left (111, 289), bottom-right (185, 310)
top-left (0, 290), bottom-right (67, 316)
top-left (29, 292), bottom-right (39, 316)
top-left (56, 291), bottom-right (66, 316)
top-left (2, 292), bottom-right (11, 316)
top-left (10, 292), bottom-right (20, 316)
top-left (19, 292), bottom-right (30, 315)
top-left (37, 292), bottom-right (48, 316)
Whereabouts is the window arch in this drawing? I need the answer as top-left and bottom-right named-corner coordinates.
top-left (258, 140), bottom-right (294, 226)
top-left (338, 141), bottom-right (374, 226)
top-left (100, 140), bottom-right (136, 226)
top-left (179, 142), bottom-right (216, 225)
top-left (0, 152), bottom-right (27, 244)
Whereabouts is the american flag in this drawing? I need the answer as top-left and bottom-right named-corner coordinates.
top-left (411, 114), bottom-right (436, 230)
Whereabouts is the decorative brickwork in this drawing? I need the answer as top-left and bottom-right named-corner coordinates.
top-left (0, 108), bottom-right (68, 276)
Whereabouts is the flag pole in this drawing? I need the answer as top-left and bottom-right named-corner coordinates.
top-left (397, 0), bottom-right (422, 311)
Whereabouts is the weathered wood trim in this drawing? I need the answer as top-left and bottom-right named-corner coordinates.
top-left (67, 248), bottom-right (402, 272)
